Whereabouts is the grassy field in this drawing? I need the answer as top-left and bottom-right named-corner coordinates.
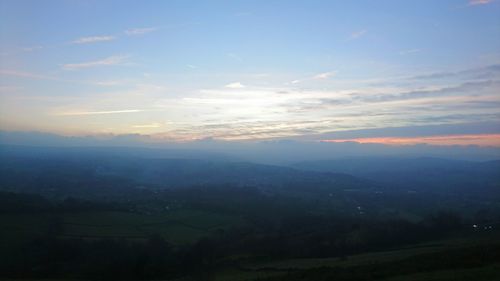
top-left (0, 209), bottom-right (244, 246)
top-left (382, 263), bottom-right (500, 281)
top-left (211, 229), bottom-right (500, 281)
top-left (1, 210), bottom-right (499, 281)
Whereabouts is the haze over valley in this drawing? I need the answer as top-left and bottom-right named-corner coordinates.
top-left (1, 1), bottom-right (500, 280)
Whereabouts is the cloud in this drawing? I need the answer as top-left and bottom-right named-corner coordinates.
top-left (468, 0), bottom-right (494, 5)
top-left (71, 35), bottom-right (115, 44)
top-left (350, 80), bottom-right (499, 103)
top-left (62, 55), bottom-right (129, 70)
top-left (153, 119), bottom-right (335, 141)
top-left (93, 80), bottom-right (123, 86)
top-left (22, 46), bottom-right (43, 52)
top-left (0, 69), bottom-right (56, 80)
top-left (281, 77), bottom-right (499, 129)
top-left (132, 123), bottom-right (162, 128)
top-left (310, 121), bottom-right (500, 140)
top-left (290, 71), bottom-right (337, 84)
top-left (227, 53), bottom-right (243, 61)
top-left (53, 109), bottom-right (144, 116)
top-left (125, 27), bottom-right (158, 35)
top-left (225, 82), bottom-right (245, 89)
top-left (313, 71), bottom-right (337, 80)
top-left (0, 86), bottom-right (23, 93)
top-left (348, 30), bottom-right (367, 40)
top-left (410, 64), bottom-right (500, 80)
top-left (321, 134), bottom-right (500, 147)
top-left (399, 49), bottom-right (421, 55)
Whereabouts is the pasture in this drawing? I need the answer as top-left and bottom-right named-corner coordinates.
top-left (0, 209), bottom-right (244, 247)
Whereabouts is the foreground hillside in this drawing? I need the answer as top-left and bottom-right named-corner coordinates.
top-left (213, 233), bottom-right (500, 281)
top-left (1, 187), bottom-right (499, 281)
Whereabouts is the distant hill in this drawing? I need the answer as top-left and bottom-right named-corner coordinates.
top-left (0, 144), bottom-right (237, 162)
top-left (0, 145), bottom-right (378, 199)
top-left (293, 157), bottom-right (500, 199)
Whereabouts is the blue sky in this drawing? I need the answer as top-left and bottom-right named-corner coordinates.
top-left (1, 0), bottom-right (499, 145)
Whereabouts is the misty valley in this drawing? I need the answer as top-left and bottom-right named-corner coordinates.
top-left (0, 146), bottom-right (499, 281)
top-left (1, 1), bottom-right (500, 280)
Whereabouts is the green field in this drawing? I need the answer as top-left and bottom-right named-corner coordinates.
top-left (1, 209), bottom-right (499, 281)
top-left (210, 230), bottom-right (500, 281)
top-left (382, 263), bottom-right (500, 281)
top-left (0, 209), bottom-right (244, 246)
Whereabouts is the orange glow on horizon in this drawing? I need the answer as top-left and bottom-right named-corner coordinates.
top-left (321, 134), bottom-right (500, 147)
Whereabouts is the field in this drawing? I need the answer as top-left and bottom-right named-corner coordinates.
top-left (210, 230), bottom-right (500, 281)
top-left (1, 207), bottom-right (499, 281)
top-left (0, 209), bottom-right (244, 247)
top-left (382, 264), bottom-right (500, 281)
top-left (0, 209), bottom-right (500, 281)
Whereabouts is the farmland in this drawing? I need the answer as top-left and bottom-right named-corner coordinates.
top-left (0, 209), bottom-right (244, 247)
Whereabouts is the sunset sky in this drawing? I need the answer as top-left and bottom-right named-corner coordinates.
top-left (1, 0), bottom-right (499, 146)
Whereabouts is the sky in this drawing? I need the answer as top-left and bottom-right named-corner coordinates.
top-left (1, 0), bottom-right (500, 146)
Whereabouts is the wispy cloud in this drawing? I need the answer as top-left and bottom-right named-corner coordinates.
top-left (225, 82), bottom-right (245, 89)
top-left (313, 71), bottom-right (337, 80)
top-left (348, 29), bottom-right (367, 40)
top-left (22, 46), bottom-right (43, 52)
top-left (321, 134), bottom-right (500, 147)
top-left (125, 27), bottom-right (158, 35)
top-left (132, 123), bottom-right (162, 128)
top-left (62, 55), bottom-right (129, 70)
top-left (349, 80), bottom-right (498, 103)
top-left (92, 80), bottom-right (123, 86)
top-left (0, 85), bottom-right (23, 93)
top-left (71, 35), bottom-right (115, 44)
top-left (54, 109), bottom-right (144, 116)
top-left (291, 71), bottom-right (337, 84)
top-left (227, 53), bottom-right (243, 61)
top-left (0, 69), bottom-right (56, 80)
top-left (410, 64), bottom-right (500, 80)
top-left (468, 0), bottom-right (494, 6)
top-left (399, 49), bottom-right (421, 55)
